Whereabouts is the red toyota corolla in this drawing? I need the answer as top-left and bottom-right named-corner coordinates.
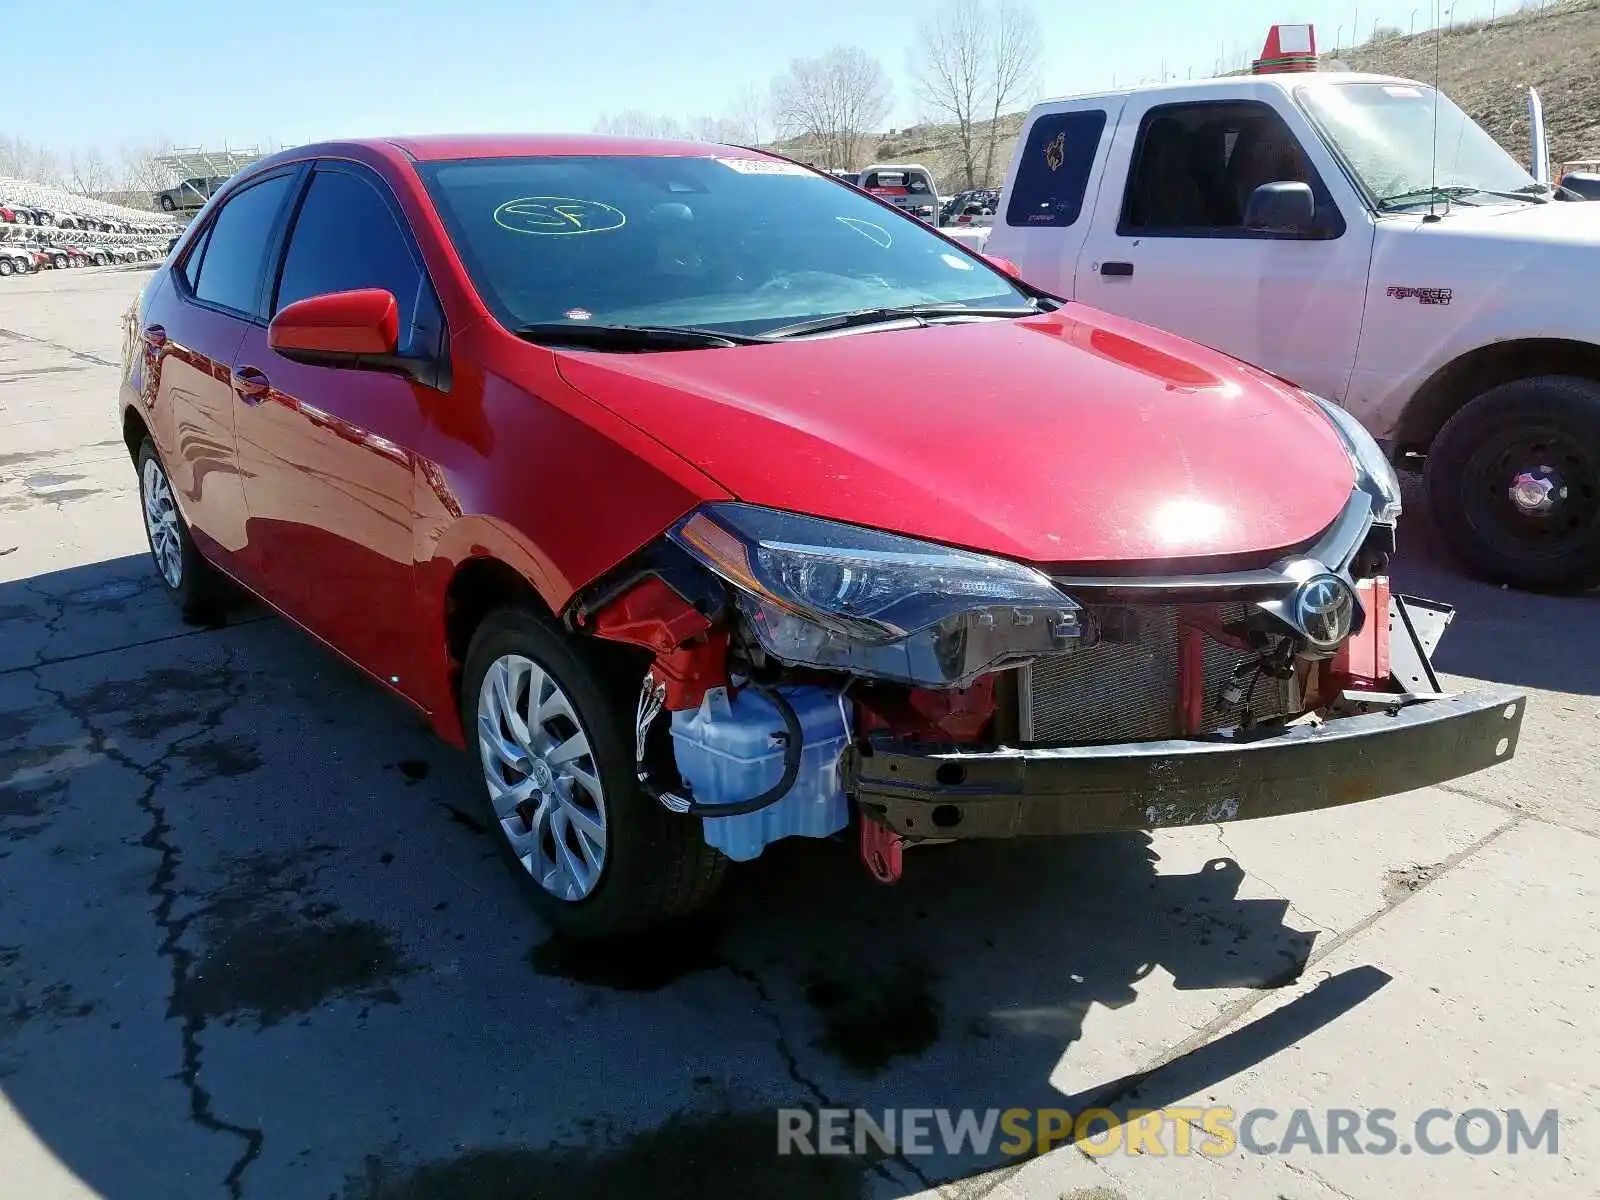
top-left (118, 135), bottom-right (1524, 939)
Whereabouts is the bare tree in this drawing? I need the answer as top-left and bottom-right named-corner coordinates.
top-left (728, 82), bottom-right (769, 146)
top-left (66, 149), bottom-right (115, 197)
top-left (592, 110), bottom-right (685, 138)
top-left (0, 136), bottom-right (64, 185)
top-left (771, 45), bottom-right (892, 169)
top-left (686, 115), bottom-right (748, 144)
top-left (913, 0), bottom-right (1042, 189)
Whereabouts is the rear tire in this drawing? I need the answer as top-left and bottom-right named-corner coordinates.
top-left (135, 438), bottom-right (232, 623)
top-left (0, 260), bottom-right (12, 277)
top-left (460, 607), bottom-right (726, 939)
top-left (1425, 375), bottom-right (1600, 591)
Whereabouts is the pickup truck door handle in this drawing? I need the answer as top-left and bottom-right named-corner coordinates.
top-left (231, 365), bottom-right (271, 404)
top-left (1100, 261), bottom-right (1135, 278)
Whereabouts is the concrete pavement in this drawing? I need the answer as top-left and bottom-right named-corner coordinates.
top-left (1, 266), bottom-right (1596, 1200)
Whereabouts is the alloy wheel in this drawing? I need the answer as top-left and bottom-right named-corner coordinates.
top-left (141, 456), bottom-right (183, 588)
top-left (476, 653), bottom-right (609, 902)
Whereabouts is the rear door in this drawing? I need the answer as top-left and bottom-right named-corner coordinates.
top-left (985, 99), bottom-right (1122, 296)
top-left (141, 169), bottom-right (298, 588)
top-left (1073, 86), bottom-right (1375, 402)
top-left (231, 160), bottom-right (442, 691)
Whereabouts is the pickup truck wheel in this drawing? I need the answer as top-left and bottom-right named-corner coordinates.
top-left (135, 438), bottom-right (232, 623)
top-left (1425, 375), bottom-right (1600, 590)
top-left (461, 607), bottom-right (726, 939)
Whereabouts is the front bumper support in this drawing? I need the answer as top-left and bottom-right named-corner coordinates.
top-left (847, 686), bottom-right (1526, 839)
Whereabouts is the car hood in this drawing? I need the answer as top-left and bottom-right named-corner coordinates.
top-left (1414, 197), bottom-right (1600, 245)
top-left (553, 306), bottom-right (1356, 566)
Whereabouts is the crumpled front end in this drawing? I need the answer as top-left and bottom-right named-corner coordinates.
top-left (568, 484), bottom-right (1526, 884)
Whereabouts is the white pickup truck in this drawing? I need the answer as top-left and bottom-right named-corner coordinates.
top-left (962, 31), bottom-right (1600, 590)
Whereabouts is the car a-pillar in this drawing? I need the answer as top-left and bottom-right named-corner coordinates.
top-left (1397, 338), bottom-right (1600, 590)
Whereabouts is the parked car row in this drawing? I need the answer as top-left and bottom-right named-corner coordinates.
top-left (940, 187), bottom-right (999, 227)
top-left (0, 236), bottom-right (166, 276)
top-left (0, 201), bottom-right (172, 235)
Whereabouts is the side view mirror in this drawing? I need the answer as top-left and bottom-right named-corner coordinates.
top-left (269, 288), bottom-right (400, 363)
top-left (982, 253), bottom-right (1023, 280)
top-left (1244, 181), bottom-right (1316, 236)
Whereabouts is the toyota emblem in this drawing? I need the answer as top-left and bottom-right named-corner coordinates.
top-left (1293, 574), bottom-right (1358, 649)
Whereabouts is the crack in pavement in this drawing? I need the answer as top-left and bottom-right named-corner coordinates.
top-left (1211, 824), bottom-right (1330, 935)
top-left (722, 960), bottom-right (936, 1193)
top-left (0, 613), bottom-right (272, 681)
top-left (26, 647), bottom-right (266, 1198)
top-left (0, 326), bottom-right (120, 368)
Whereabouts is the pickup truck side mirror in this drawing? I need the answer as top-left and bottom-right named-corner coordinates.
top-left (1244, 181), bottom-right (1316, 236)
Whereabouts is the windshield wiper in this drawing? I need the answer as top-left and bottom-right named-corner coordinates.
top-left (512, 323), bottom-right (768, 351)
top-left (764, 302), bottom-right (1043, 340)
top-left (1375, 185), bottom-right (1480, 211)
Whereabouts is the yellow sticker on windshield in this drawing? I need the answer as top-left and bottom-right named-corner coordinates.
top-left (494, 197), bottom-right (627, 235)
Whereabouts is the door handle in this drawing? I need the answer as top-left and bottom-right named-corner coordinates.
top-left (1100, 261), bottom-right (1135, 278)
top-left (231, 365), bottom-right (271, 404)
top-left (143, 323), bottom-right (166, 348)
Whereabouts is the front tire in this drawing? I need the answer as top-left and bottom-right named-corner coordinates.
top-left (1425, 375), bottom-right (1600, 590)
top-left (461, 607), bottom-right (726, 939)
top-left (135, 438), bottom-right (231, 623)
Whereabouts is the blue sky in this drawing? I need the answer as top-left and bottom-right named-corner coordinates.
top-left (15, 0), bottom-right (1509, 155)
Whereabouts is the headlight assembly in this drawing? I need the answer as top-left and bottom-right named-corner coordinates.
top-left (1308, 393), bottom-right (1403, 525)
top-left (669, 504), bottom-right (1084, 688)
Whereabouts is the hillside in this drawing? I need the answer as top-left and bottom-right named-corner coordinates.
top-left (839, 0), bottom-right (1599, 191)
top-left (1336, 0), bottom-right (1599, 170)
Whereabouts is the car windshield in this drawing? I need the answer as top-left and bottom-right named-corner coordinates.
top-left (416, 154), bottom-right (1028, 337)
top-left (1296, 81), bottom-right (1540, 208)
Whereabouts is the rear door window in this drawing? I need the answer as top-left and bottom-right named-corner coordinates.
top-left (191, 174), bottom-right (294, 317)
top-left (1005, 110), bottom-right (1108, 228)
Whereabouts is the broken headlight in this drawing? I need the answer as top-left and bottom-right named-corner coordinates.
top-left (669, 504), bottom-right (1084, 688)
top-left (1308, 393), bottom-right (1403, 525)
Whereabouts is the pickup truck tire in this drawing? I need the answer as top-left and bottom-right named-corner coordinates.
top-left (461, 607), bottom-right (727, 939)
top-left (1425, 375), bottom-right (1600, 590)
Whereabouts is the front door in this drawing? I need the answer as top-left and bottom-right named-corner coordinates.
top-left (232, 161), bottom-right (444, 693)
top-left (1074, 89), bottom-right (1375, 403)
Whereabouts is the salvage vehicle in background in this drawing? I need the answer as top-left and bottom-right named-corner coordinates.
top-left (964, 24), bottom-right (1600, 591)
top-left (154, 174), bottom-right (228, 212)
top-left (859, 162), bottom-right (940, 222)
top-left (119, 134), bottom-right (1525, 939)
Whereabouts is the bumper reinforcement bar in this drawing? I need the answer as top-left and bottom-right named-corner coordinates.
top-left (847, 686), bottom-right (1526, 839)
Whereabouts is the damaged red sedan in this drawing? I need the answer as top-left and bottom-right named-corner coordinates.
top-left (118, 135), bottom-right (1526, 938)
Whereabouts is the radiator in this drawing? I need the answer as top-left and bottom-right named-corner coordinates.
top-left (1020, 603), bottom-right (1298, 744)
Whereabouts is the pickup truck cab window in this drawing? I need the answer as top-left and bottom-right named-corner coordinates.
top-left (1004, 109), bottom-right (1108, 229)
top-left (1118, 100), bottom-right (1344, 239)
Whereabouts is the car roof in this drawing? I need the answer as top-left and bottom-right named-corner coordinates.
top-left (379, 133), bottom-right (771, 162)
top-left (1030, 70), bottom-right (1420, 108)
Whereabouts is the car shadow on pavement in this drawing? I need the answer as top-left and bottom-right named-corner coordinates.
top-left (0, 555), bottom-right (1383, 1200)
